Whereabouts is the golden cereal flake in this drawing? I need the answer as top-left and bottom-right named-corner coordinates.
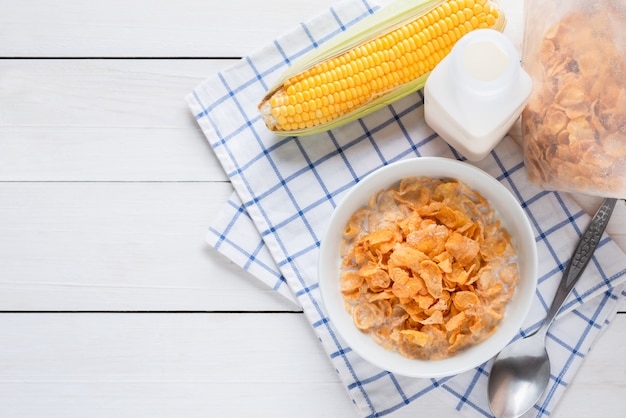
top-left (339, 177), bottom-right (519, 360)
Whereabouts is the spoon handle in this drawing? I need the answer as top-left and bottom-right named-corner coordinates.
top-left (539, 198), bottom-right (617, 335)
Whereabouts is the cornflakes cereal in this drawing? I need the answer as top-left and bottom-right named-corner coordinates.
top-left (522, 0), bottom-right (626, 197)
top-left (339, 177), bottom-right (519, 360)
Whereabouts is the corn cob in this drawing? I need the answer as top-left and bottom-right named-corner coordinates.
top-left (259, 0), bottom-right (504, 135)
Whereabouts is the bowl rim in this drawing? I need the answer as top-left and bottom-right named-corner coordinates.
top-left (318, 157), bottom-right (538, 378)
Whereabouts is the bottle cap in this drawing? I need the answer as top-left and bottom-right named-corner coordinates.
top-left (449, 29), bottom-right (520, 98)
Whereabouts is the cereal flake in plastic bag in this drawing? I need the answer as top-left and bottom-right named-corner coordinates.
top-left (521, 0), bottom-right (626, 198)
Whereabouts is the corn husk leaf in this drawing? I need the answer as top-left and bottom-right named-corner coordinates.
top-left (260, 0), bottom-right (506, 136)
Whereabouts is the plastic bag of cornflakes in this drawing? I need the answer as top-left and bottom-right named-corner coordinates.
top-left (521, 0), bottom-right (626, 198)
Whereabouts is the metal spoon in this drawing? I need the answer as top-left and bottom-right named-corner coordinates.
top-left (488, 197), bottom-right (617, 418)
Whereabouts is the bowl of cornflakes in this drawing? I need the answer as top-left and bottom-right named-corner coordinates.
top-left (318, 157), bottom-right (537, 378)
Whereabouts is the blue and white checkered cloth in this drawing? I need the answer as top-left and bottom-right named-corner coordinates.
top-left (186, 1), bottom-right (626, 416)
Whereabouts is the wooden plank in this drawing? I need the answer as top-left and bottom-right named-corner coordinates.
top-left (0, 126), bottom-right (225, 182)
top-left (0, 60), bottom-right (229, 127)
top-left (0, 382), bottom-right (356, 418)
top-left (0, 60), bottom-right (231, 181)
top-left (0, 182), bottom-right (296, 312)
top-left (0, 312), bottom-right (623, 417)
top-left (0, 0), bottom-right (340, 57)
top-left (0, 0), bottom-right (525, 58)
top-left (0, 313), bottom-right (357, 417)
top-left (552, 310), bottom-right (626, 418)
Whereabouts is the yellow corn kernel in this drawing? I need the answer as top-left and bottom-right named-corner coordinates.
top-left (259, 0), bottom-right (502, 133)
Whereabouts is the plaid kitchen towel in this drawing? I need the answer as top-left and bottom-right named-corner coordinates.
top-left (186, 0), bottom-right (626, 416)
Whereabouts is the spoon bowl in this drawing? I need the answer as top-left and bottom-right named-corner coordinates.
top-left (487, 198), bottom-right (616, 418)
top-left (487, 332), bottom-right (550, 418)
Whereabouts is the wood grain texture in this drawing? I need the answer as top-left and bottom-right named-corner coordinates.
top-left (0, 182), bottom-right (296, 311)
top-left (0, 0), bottom-right (624, 416)
top-left (0, 0), bottom-right (340, 57)
top-left (0, 313), bottom-right (623, 417)
top-left (0, 313), bottom-right (357, 417)
top-left (0, 60), bottom-right (230, 181)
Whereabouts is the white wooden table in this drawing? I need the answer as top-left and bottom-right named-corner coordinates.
top-left (1, 1), bottom-right (624, 416)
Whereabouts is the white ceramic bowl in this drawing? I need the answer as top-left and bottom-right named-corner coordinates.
top-left (318, 157), bottom-right (537, 378)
